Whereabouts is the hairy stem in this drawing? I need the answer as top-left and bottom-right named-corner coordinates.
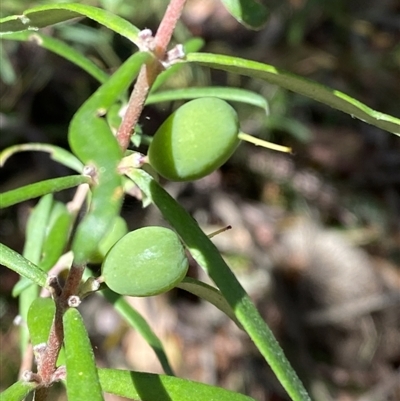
top-left (36, 264), bottom-right (85, 387)
top-left (116, 0), bottom-right (187, 151)
top-left (154, 0), bottom-right (187, 57)
top-left (116, 63), bottom-right (160, 151)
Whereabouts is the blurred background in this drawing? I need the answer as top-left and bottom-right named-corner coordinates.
top-left (1, 0), bottom-right (400, 400)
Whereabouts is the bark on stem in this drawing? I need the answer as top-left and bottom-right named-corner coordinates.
top-left (116, 0), bottom-right (187, 151)
top-left (36, 264), bottom-right (85, 386)
top-left (154, 0), bottom-right (187, 57)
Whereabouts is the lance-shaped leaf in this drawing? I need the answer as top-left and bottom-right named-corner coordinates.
top-left (220, 0), bottom-right (269, 30)
top-left (69, 52), bottom-right (151, 264)
top-left (184, 53), bottom-right (400, 137)
top-left (19, 194), bottom-right (53, 353)
top-left (27, 297), bottom-right (55, 346)
top-left (0, 175), bottom-right (91, 208)
top-left (0, 243), bottom-right (47, 287)
top-left (127, 168), bottom-right (311, 401)
top-left (13, 200), bottom-right (72, 297)
top-left (0, 3), bottom-right (140, 47)
top-left (0, 380), bottom-right (37, 401)
top-left (0, 141), bottom-right (84, 172)
top-left (177, 277), bottom-right (242, 328)
top-left (23, 193), bottom-right (53, 266)
top-left (39, 202), bottom-right (72, 272)
top-left (64, 307), bottom-right (104, 401)
top-left (146, 86), bottom-right (269, 113)
top-left (98, 368), bottom-right (256, 401)
top-left (102, 288), bottom-right (175, 376)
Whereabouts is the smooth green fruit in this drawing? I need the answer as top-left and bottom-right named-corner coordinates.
top-left (101, 226), bottom-right (188, 296)
top-left (148, 97), bottom-right (240, 181)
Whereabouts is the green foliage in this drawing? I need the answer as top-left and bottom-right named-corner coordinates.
top-left (69, 51), bottom-right (151, 264)
top-left (64, 308), bottom-right (104, 401)
top-left (98, 368), bottom-right (257, 400)
top-left (0, 380), bottom-right (37, 401)
top-left (148, 97), bottom-right (240, 181)
top-left (0, 243), bottom-right (47, 288)
top-left (1, 1), bottom-right (398, 400)
top-left (220, 0), bottom-right (269, 30)
top-left (0, 175), bottom-right (90, 208)
top-left (27, 297), bottom-right (55, 346)
top-left (184, 53), bottom-right (400, 137)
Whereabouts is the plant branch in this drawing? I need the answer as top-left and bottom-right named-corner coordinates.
top-left (35, 264), bottom-right (85, 387)
top-left (36, 303), bottom-right (64, 386)
top-left (154, 0), bottom-right (187, 58)
top-left (116, 0), bottom-right (187, 151)
top-left (116, 64), bottom-right (160, 151)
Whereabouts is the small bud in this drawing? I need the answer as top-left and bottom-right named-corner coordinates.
top-left (138, 28), bottom-right (156, 52)
top-left (21, 370), bottom-right (42, 384)
top-left (13, 315), bottom-right (23, 326)
top-left (162, 44), bottom-right (185, 68)
top-left (68, 295), bottom-right (81, 308)
top-left (78, 277), bottom-right (101, 300)
top-left (46, 275), bottom-right (62, 298)
top-left (52, 365), bottom-right (66, 382)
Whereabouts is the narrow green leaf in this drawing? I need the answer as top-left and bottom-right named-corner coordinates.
top-left (0, 380), bottom-right (37, 401)
top-left (184, 53), bottom-right (400, 137)
top-left (265, 115), bottom-right (312, 143)
top-left (0, 3), bottom-right (140, 47)
top-left (177, 277), bottom-right (242, 328)
top-left (68, 53), bottom-right (152, 164)
top-left (40, 201), bottom-right (72, 271)
top-left (98, 368), bottom-right (256, 401)
top-left (220, 0), bottom-right (269, 30)
top-left (127, 168), bottom-right (311, 401)
top-left (23, 194), bottom-right (53, 265)
top-left (27, 297), bottom-right (55, 346)
top-left (69, 52), bottom-right (151, 264)
top-left (64, 307), bottom-right (104, 401)
top-left (26, 297), bottom-right (66, 365)
top-left (14, 200), bottom-right (73, 297)
top-left (146, 86), bottom-right (269, 113)
top-left (12, 278), bottom-right (35, 298)
top-left (0, 32), bottom-right (108, 87)
top-left (0, 41), bottom-right (16, 84)
top-left (0, 243), bottom-right (47, 287)
top-left (19, 194), bottom-right (53, 353)
top-left (102, 288), bottom-right (175, 376)
top-left (0, 175), bottom-right (91, 208)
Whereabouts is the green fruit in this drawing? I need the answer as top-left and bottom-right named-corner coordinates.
top-left (101, 226), bottom-right (188, 296)
top-left (148, 97), bottom-right (240, 181)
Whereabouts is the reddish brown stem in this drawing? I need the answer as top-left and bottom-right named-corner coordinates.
top-left (37, 301), bottom-right (64, 386)
top-left (154, 0), bottom-right (187, 57)
top-left (33, 387), bottom-right (49, 401)
top-left (116, 64), bottom-right (159, 151)
top-left (116, 0), bottom-right (187, 152)
top-left (35, 264), bottom-right (85, 387)
top-left (61, 263), bottom-right (85, 302)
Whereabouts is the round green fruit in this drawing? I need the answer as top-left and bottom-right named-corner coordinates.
top-left (148, 97), bottom-right (240, 181)
top-left (101, 226), bottom-right (188, 297)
